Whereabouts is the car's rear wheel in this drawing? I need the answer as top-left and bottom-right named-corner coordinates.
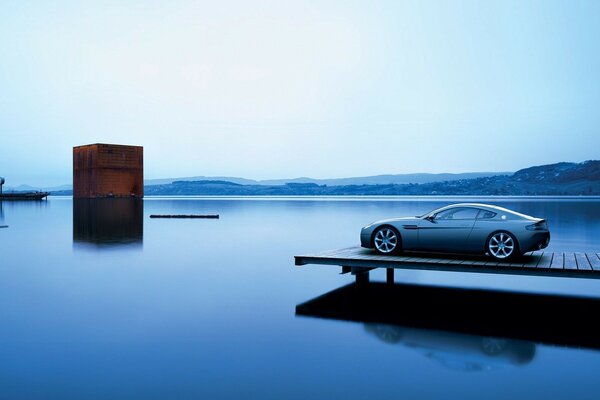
top-left (487, 231), bottom-right (518, 260)
top-left (373, 226), bottom-right (401, 255)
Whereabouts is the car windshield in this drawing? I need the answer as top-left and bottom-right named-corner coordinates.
top-left (419, 206), bottom-right (448, 219)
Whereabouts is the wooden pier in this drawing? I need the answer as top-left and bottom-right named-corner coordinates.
top-left (295, 246), bottom-right (600, 281)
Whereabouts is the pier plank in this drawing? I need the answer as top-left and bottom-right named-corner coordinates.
top-left (409, 257), bottom-right (443, 265)
top-left (576, 253), bottom-right (592, 270)
top-left (483, 260), bottom-right (501, 267)
top-left (523, 253), bottom-right (542, 269)
top-left (564, 253), bottom-right (578, 270)
top-left (467, 259), bottom-right (489, 266)
top-left (587, 254), bottom-right (600, 271)
top-left (396, 256), bottom-right (421, 263)
top-left (446, 259), bottom-right (467, 265)
top-left (505, 261), bottom-right (526, 269)
top-left (536, 253), bottom-right (554, 269)
top-left (550, 253), bottom-right (564, 269)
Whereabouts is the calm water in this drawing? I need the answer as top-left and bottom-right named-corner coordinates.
top-left (1, 196), bottom-right (600, 399)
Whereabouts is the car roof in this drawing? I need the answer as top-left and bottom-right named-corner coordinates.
top-left (433, 203), bottom-right (533, 219)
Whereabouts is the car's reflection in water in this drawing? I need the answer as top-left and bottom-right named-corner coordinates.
top-left (73, 198), bottom-right (143, 248)
top-left (364, 323), bottom-right (535, 371)
top-left (297, 281), bottom-right (600, 371)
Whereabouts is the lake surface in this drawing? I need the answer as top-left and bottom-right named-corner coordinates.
top-left (1, 196), bottom-right (600, 399)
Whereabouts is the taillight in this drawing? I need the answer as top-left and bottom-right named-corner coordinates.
top-left (526, 220), bottom-right (548, 231)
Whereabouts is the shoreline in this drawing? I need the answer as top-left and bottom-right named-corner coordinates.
top-left (46, 195), bottom-right (600, 201)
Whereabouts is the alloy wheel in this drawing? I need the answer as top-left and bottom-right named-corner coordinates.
top-left (374, 228), bottom-right (398, 254)
top-left (488, 232), bottom-right (515, 259)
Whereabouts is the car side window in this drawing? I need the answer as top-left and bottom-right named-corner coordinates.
top-left (435, 207), bottom-right (480, 220)
top-left (477, 210), bottom-right (497, 219)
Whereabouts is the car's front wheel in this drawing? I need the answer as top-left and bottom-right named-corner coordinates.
top-left (487, 231), bottom-right (518, 260)
top-left (373, 226), bottom-right (401, 255)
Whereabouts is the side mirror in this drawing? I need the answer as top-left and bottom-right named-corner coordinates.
top-left (425, 215), bottom-right (435, 222)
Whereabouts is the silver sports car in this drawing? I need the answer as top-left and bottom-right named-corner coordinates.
top-left (360, 203), bottom-right (550, 260)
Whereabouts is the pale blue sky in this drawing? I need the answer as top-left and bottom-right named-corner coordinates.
top-left (1, 0), bottom-right (599, 186)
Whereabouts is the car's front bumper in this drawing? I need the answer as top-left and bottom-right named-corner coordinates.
top-left (360, 228), bottom-right (373, 248)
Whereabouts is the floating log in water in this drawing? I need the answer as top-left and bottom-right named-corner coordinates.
top-left (149, 214), bottom-right (219, 219)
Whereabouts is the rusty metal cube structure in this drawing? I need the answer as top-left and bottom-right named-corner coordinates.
top-left (73, 143), bottom-right (143, 198)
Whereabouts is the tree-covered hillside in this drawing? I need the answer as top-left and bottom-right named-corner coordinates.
top-left (139, 161), bottom-right (600, 196)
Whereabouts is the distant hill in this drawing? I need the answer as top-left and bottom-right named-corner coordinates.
top-left (143, 171), bottom-right (506, 187)
top-left (5, 183), bottom-right (71, 192)
top-left (3, 184), bottom-right (40, 192)
top-left (139, 161), bottom-right (600, 196)
top-left (144, 176), bottom-right (258, 186)
top-left (512, 161), bottom-right (600, 183)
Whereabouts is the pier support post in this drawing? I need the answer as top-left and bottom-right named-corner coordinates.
top-left (355, 270), bottom-right (370, 285)
top-left (386, 268), bottom-right (394, 284)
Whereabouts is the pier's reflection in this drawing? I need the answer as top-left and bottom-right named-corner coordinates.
top-left (297, 282), bottom-right (600, 370)
top-left (73, 199), bottom-right (143, 248)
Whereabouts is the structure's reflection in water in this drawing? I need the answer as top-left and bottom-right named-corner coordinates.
top-left (73, 198), bottom-right (143, 247)
top-left (297, 282), bottom-right (600, 370)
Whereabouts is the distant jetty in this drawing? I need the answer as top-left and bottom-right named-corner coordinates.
top-left (0, 177), bottom-right (49, 200)
top-left (0, 192), bottom-right (49, 200)
top-left (149, 214), bottom-right (219, 219)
